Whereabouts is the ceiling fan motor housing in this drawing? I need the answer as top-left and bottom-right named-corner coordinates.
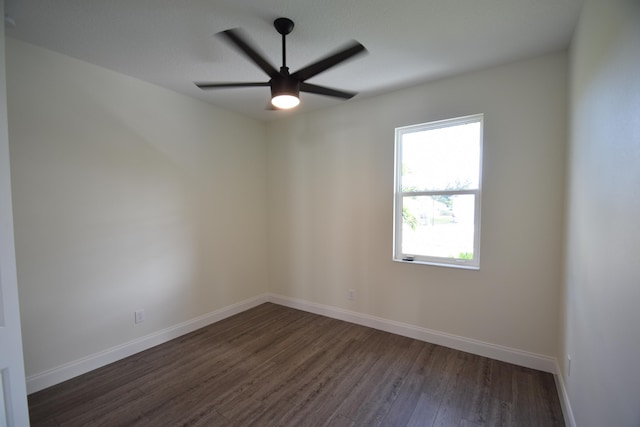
top-left (271, 76), bottom-right (300, 98)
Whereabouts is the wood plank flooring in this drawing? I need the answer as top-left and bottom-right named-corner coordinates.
top-left (28, 303), bottom-right (564, 426)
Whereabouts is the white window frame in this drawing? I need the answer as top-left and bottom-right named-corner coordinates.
top-left (393, 114), bottom-right (483, 269)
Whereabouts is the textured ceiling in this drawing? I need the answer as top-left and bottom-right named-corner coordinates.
top-left (4, 0), bottom-right (584, 121)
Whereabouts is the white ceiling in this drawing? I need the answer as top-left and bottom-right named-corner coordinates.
top-left (4, 0), bottom-right (584, 122)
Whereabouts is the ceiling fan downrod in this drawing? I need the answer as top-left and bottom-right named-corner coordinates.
top-left (274, 17), bottom-right (294, 73)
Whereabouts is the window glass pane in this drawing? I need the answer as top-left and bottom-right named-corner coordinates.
top-left (401, 194), bottom-right (476, 259)
top-left (401, 121), bottom-right (481, 192)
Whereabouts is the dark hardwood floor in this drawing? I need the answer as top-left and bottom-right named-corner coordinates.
top-left (28, 303), bottom-right (564, 426)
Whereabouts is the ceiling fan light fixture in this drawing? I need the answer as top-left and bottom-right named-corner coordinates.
top-left (271, 78), bottom-right (300, 109)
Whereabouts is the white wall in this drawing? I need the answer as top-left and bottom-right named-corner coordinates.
top-left (267, 53), bottom-right (567, 358)
top-left (562, 0), bottom-right (640, 426)
top-left (7, 39), bottom-right (268, 378)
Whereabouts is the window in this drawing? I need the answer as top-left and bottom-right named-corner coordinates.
top-left (393, 114), bottom-right (483, 269)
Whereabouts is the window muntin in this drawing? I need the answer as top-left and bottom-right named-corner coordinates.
top-left (394, 115), bottom-right (483, 269)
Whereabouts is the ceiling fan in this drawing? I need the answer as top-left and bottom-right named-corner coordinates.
top-left (195, 17), bottom-right (367, 110)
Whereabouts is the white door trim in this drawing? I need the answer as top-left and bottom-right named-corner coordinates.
top-left (0, 2), bottom-right (31, 424)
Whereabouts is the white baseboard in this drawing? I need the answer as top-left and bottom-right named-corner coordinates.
top-left (25, 294), bottom-right (269, 394)
top-left (267, 293), bottom-right (557, 373)
top-left (554, 359), bottom-right (576, 427)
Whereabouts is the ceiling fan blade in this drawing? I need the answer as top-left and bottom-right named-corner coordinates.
top-left (300, 82), bottom-right (357, 99)
top-left (219, 29), bottom-right (280, 79)
top-left (291, 41), bottom-right (367, 82)
top-left (195, 82), bottom-right (270, 89)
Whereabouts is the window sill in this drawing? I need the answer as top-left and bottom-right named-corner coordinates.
top-left (392, 258), bottom-right (480, 271)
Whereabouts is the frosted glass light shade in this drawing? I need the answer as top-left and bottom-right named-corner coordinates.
top-left (271, 94), bottom-right (300, 109)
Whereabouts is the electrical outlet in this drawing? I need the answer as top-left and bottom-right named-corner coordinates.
top-left (135, 309), bottom-right (145, 324)
top-left (348, 289), bottom-right (355, 301)
top-left (567, 354), bottom-right (571, 377)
